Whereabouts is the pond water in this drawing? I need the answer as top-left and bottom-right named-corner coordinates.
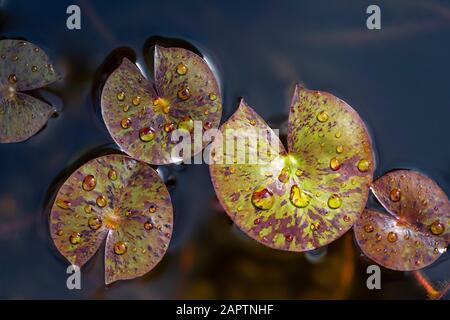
top-left (0, 0), bottom-right (449, 299)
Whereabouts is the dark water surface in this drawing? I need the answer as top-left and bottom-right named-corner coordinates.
top-left (0, 0), bottom-right (449, 299)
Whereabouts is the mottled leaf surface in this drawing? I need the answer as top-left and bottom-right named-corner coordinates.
top-left (210, 85), bottom-right (374, 252)
top-left (0, 39), bottom-right (58, 143)
top-left (49, 154), bottom-right (173, 284)
top-left (101, 46), bottom-right (222, 165)
top-left (355, 170), bottom-right (449, 270)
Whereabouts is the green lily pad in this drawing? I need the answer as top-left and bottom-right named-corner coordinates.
top-left (49, 154), bottom-right (173, 284)
top-left (101, 45), bottom-right (222, 165)
top-left (354, 170), bottom-right (449, 271)
top-left (0, 39), bottom-right (59, 143)
top-left (209, 85), bottom-right (374, 251)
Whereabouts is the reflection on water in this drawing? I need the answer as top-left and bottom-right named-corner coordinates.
top-left (0, 0), bottom-right (449, 299)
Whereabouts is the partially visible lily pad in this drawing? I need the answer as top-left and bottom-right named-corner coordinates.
top-left (101, 45), bottom-right (222, 165)
top-left (354, 170), bottom-right (449, 271)
top-left (0, 39), bottom-right (59, 143)
top-left (209, 85), bottom-right (374, 252)
top-left (49, 154), bottom-right (173, 284)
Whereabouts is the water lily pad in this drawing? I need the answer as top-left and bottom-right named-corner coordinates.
top-left (209, 85), bottom-right (374, 251)
top-left (49, 154), bottom-right (173, 284)
top-left (0, 39), bottom-right (58, 143)
top-left (101, 45), bottom-right (222, 165)
top-left (354, 170), bottom-right (449, 270)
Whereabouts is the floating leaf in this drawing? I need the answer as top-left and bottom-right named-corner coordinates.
top-left (101, 45), bottom-right (222, 165)
top-left (210, 85), bottom-right (374, 251)
top-left (0, 39), bottom-right (59, 143)
top-left (49, 154), bottom-right (173, 284)
top-left (354, 170), bottom-right (449, 270)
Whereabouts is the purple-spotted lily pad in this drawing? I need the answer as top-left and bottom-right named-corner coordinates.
top-left (209, 85), bottom-right (374, 251)
top-left (49, 154), bottom-right (173, 284)
top-left (0, 39), bottom-right (59, 143)
top-left (354, 170), bottom-right (449, 271)
top-left (101, 45), bottom-right (222, 165)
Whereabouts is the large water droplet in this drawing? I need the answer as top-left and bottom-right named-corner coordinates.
top-left (364, 223), bottom-right (374, 233)
top-left (116, 91), bottom-right (125, 101)
top-left (88, 216), bottom-right (102, 230)
top-left (82, 174), bottom-right (96, 191)
top-left (108, 169), bottom-right (117, 181)
top-left (317, 111), bottom-right (329, 122)
top-left (176, 62), bottom-right (188, 75)
top-left (327, 194), bottom-right (342, 209)
top-left (289, 184), bottom-right (310, 208)
top-left (69, 232), bottom-right (81, 245)
top-left (96, 195), bottom-right (107, 208)
top-left (120, 118), bottom-right (131, 129)
top-left (430, 220), bottom-right (445, 235)
top-left (251, 187), bottom-right (275, 210)
top-left (178, 116), bottom-right (194, 133)
top-left (144, 221), bottom-right (153, 230)
top-left (114, 241), bottom-right (127, 255)
top-left (132, 96), bottom-right (141, 106)
top-left (390, 188), bottom-right (401, 202)
top-left (8, 74), bottom-right (17, 84)
top-left (139, 127), bottom-right (155, 142)
top-left (329, 157), bottom-right (340, 171)
top-left (177, 86), bottom-right (191, 101)
top-left (56, 199), bottom-right (71, 210)
top-left (278, 167), bottom-right (290, 183)
top-left (387, 231), bottom-right (398, 243)
top-left (357, 159), bottom-right (370, 172)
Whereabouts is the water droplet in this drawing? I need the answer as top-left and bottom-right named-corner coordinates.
top-left (144, 221), bottom-right (153, 230)
top-left (335, 132), bottom-right (341, 139)
top-left (203, 121), bottom-right (212, 130)
top-left (388, 188), bottom-right (401, 202)
top-left (82, 175), bottom-right (96, 191)
top-left (317, 111), bottom-right (329, 122)
top-left (139, 127), bottom-right (155, 142)
top-left (84, 204), bottom-right (92, 213)
top-left (289, 185), bottom-right (310, 208)
top-left (69, 232), bottom-right (81, 245)
top-left (164, 122), bottom-right (175, 133)
top-left (120, 117), bottom-right (131, 129)
top-left (8, 74), bottom-right (17, 84)
top-left (88, 216), bottom-right (102, 230)
top-left (430, 220), bottom-right (445, 235)
top-left (177, 87), bottom-right (190, 100)
top-left (122, 104), bottom-right (130, 112)
top-left (116, 91), bottom-right (125, 101)
top-left (132, 96), bottom-right (141, 106)
top-left (336, 145), bottom-right (343, 154)
top-left (149, 205), bottom-right (157, 213)
top-left (56, 199), bottom-right (71, 210)
top-left (387, 231), bottom-right (398, 243)
top-left (56, 229), bottom-right (64, 236)
top-left (96, 195), bottom-right (107, 208)
top-left (285, 234), bottom-right (293, 242)
top-left (254, 217), bottom-right (262, 225)
top-left (327, 194), bottom-right (342, 209)
top-left (364, 223), bottom-right (374, 233)
top-left (375, 233), bottom-right (382, 241)
top-left (108, 169), bottom-right (117, 181)
top-left (176, 62), bottom-right (188, 75)
top-left (114, 241), bottom-right (127, 255)
top-left (404, 233), bottom-right (410, 240)
top-left (357, 159), bottom-right (370, 172)
top-left (249, 119), bottom-right (256, 126)
top-left (251, 187), bottom-right (275, 210)
top-left (209, 93), bottom-right (217, 101)
top-left (343, 215), bottom-right (351, 222)
top-left (295, 169), bottom-right (303, 177)
top-left (278, 167), bottom-right (290, 183)
top-left (330, 157), bottom-right (340, 171)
